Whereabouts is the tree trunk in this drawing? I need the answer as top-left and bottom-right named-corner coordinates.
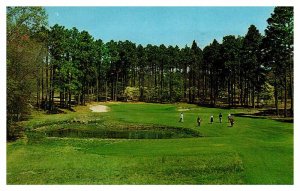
top-left (87, 83), bottom-right (90, 103)
top-left (111, 79), bottom-right (114, 101)
top-left (115, 72), bottom-right (118, 101)
top-left (96, 72), bottom-right (99, 102)
top-left (183, 65), bottom-right (187, 99)
top-left (256, 89), bottom-right (260, 108)
top-left (50, 65), bottom-right (55, 111)
top-left (210, 69), bottom-right (213, 105)
top-left (204, 67), bottom-right (207, 100)
top-left (60, 91), bottom-right (64, 108)
top-left (197, 71), bottom-right (200, 99)
top-left (227, 77), bottom-right (231, 106)
top-left (36, 63), bottom-right (40, 108)
top-left (252, 85), bottom-right (255, 108)
top-left (160, 65), bottom-right (164, 101)
top-left (192, 71), bottom-right (196, 103)
top-left (280, 87), bottom-right (283, 104)
top-left (36, 75), bottom-right (40, 107)
top-left (77, 94), bottom-right (81, 105)
top-left (290, 74), bottom-right (294, 116)
top-left (188, 71), bottom-right (192, 103)
top-left (64, 89), bottom-right (68, 108)
top-left (41, 61), bottom-right (44, 103)
top-left (240, 79), bottom-right (244, 106)
top-left (81, 84), bottom-right (85, 105)
top-left (289, 63), bottom-right (293, 116)
top-left (132, 66), bottom-right (136, 87)
top-left (45, 55), bottom-right (48, 110)
top-left (105, 81), bottom-right (108, 101)
top-left (68, 89), bottom-right (71, 109)
top-left (245, 81), bottom-right (248, 106)
top-left (213, 76), bottom-right (218, 106)
top-left (140, 72), bottom-right (144, 101)
top-left (169, 68), bottom-right (172, 100)
top-left (284, 71), bottom-right (287, 117)
top-left (154, 64), bottom-right (157, 87)
top-left (274, 78), bottom-right (279, 116)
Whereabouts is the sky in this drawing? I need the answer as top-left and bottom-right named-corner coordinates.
top-left (46, 6), bottom-right (274, 48)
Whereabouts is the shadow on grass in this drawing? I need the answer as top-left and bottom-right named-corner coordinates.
top-left (234, 109), bottom-right (293, 123)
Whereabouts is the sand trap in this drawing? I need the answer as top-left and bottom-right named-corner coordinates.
top-left (178, 108), bottom-right (190, 111)
top-left (90, 105), bottom-right (109, 112)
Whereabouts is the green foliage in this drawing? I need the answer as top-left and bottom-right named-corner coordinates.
top-left (7, 7), bottom-right (48, 140)
top-left (146, 87), bottom-right (160, 102)
top-left (241, 25), bottom-right (265, 106)
top-left (263, 7), bottom-right (293, 115)
top-left (30, 7), bottom-right (292, 108)
top-left (202, 39), bottom-right (223, 104)
top-left (7, 7), bottom-right (48, 37)
top-left (264, 7), bottom-right (293, 60)
top-left (124, 86), bottom-right (140, 100)
top-left (260, 82), bottom-right (275, 105)
top-left (7, 122), bottom-right (25, 141)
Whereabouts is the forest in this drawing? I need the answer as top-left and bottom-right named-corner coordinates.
top-left (7, 7), bottom-right (293, 140)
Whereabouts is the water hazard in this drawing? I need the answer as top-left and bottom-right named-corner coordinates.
top-left (29, 123), bottom-right (201, 139)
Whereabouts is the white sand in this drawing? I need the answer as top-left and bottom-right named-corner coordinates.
top-left (89, 105), bottom-right (109, 112)
top-left (178, 108), bottom-right (190, 111)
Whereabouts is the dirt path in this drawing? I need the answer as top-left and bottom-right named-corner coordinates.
top-left (89, 105), bottom-right (109, 112)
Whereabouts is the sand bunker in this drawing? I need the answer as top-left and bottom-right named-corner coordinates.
top-left (90, 105), bottom-right (109, 112)
top-left (178, 108), bottom-right (190, 111)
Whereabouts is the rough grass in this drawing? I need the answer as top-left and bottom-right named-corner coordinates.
top-left (7, 138), bottom-right (244, 184)
top-left (7, 102), bottom-right (293, 184)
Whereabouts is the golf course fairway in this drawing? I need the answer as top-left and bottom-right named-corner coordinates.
top-left (7, 103), bottom-right (293, 184)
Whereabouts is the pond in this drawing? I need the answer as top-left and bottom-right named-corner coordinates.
top-left (28, 124), bottom-right (201, 140)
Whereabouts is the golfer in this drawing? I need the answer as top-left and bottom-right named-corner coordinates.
top-left (197, 116), bottom-right (201, 127)
top-left (229, 117), bottom-right (235, 127)
top-left (179, 112), bottom-right (184, 122)
top-left (228, 113), bottom-right (231, 123)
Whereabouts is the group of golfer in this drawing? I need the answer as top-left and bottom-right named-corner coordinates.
top-left (179, 112), bottom-right (235, 127)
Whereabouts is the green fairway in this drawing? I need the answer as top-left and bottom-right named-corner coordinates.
top-left (7, 102), bottom-right (293, 184)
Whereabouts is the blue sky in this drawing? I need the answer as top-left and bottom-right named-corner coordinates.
top-left (45, 7), bottom-right (274, 48)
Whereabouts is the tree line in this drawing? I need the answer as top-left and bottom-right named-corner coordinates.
top-left (7, 7), bottom-right (293, 139)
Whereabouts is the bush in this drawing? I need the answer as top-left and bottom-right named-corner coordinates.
top-left (260, 82), bottom-right (275, 105)
top-left (145, 87), bottom-right (160, 102)
top-left (124, 86), bottom-right (140, 101)
top-left (7, 122), bottom-right (25, 141)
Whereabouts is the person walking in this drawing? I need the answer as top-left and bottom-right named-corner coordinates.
top-left (179, 112), bottom-right (184, 122)
top-left (219, 113), bottom-right (222, 123)
top-left (210, 115), bottom-right (214, 124)
top-left (197, 116), bottom-right (201, 127)
top-left (229, 117), bottom-right (235, 127)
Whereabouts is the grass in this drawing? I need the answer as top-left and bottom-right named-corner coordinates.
top-left (7, 102), bottom-right (293, 184)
